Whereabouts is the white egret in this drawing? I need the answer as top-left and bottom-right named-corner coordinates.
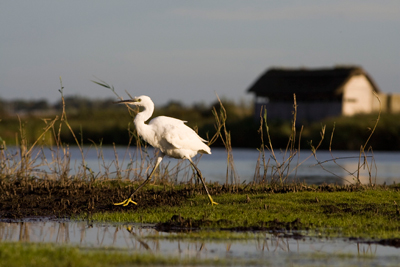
top-left (114, 95), bottom-right (218, 206)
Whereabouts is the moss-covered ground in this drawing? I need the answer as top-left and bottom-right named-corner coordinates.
top-left (1, 178), bottom-right (399, 240)
top-left (83, 184), bottom-right (400, 240)
top-left (1, 180), bottom-right (400, 266)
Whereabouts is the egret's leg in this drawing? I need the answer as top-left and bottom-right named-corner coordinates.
top-left (188, 158), bottom-right (218, 206)
top-left (114, 156), bottom-right (163, 206)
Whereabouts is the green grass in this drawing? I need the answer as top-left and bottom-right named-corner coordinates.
top-left (1, 242), bottom-right (398, 267)
top-left (0, 242), bottom-right (231, 267)
top-left (81, 187), bottom-right (400, 239)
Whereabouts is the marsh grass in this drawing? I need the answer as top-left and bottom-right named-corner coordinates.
top-left (1, 80), bottom-right (399, 248)
top-left (254, 94), bottom-right (324, 184)
top-left (1, 76), bottom-right (383, 190)
top-left (0, 82), bottom-right (397, 267)
top-left (0, 80), bottom-right (384, 201)
top-left (0, 242), bottom-right (232, 267)
top-left (310, 92), bottom-right (381, 186)
top-left (211, 94), bottom-right (240, 188)
top-left (0, 79), bottom-right (221, 189)
top-left (253, 93), bottom-right (382, 186)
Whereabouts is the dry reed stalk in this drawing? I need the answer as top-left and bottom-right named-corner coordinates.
top-left (254, 105), bottom-right (270, 183)
top-left (255, 94), bottom-right (330, 184)
top-left (311, 93), bottom-right (381, 185)
top-left (260, 94), bottom-right (305, 184)
top-left (58, 79), bottom-right (88, 178)
top-left (211, 94), bottom-right (239, 187)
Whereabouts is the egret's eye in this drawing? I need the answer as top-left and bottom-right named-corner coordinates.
top-left (137, 98), bottom-right (141, 102)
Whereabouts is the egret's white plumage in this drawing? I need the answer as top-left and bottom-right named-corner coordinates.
top-left (114, 95), bottom-right (218, 206)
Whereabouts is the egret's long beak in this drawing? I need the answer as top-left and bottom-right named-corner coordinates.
top-left (114, 99), bottom-right (137, 104)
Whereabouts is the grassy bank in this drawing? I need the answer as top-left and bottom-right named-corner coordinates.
top-left (82, 184), bottom-right (400, 240)
top-left (1, 176), bottom-right (399, 240)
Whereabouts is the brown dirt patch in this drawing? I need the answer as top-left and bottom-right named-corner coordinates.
top-left (0, 179), bottom-right (386, 220)
top-left (0, 179), bottom-right (190, 219)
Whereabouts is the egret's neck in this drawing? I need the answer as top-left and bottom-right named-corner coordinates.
top-left (134, 103), bottom-right (154, 139)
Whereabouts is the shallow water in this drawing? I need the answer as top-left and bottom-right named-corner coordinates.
top-left (26, 146), bottom-right (400, 185)
top-left (1, 220), bottom-right (399, 266)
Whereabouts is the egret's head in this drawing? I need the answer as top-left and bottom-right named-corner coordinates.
top-left (115, 95), bottom-right (153, 107)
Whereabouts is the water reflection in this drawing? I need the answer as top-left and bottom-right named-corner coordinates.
top-left (0, 220), bottom-right (398, 261)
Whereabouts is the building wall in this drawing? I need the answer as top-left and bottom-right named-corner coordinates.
top-left (252, 73), bottom-right (395, 122)
top-left (371, 93), bottom-right (400, 113)
top-left (255, 101), bottom-right (342, 123)
top-left (372, 93), bottom-right (388, 112)
top-left (388, 94), bottom-right (400, 113)
top-left (342, 75), bottom-right (374, 116)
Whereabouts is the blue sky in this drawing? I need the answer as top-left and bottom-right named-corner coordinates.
top-left (1, 1), bottom-right (399, 106)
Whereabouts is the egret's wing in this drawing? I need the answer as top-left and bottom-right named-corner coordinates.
top-left (150, 116), bottom-right (207, 151)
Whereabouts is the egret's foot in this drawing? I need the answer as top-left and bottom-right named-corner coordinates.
top-left (114, 198), bottom-right (137, 206)
top-left (208, 195), bottom-right (219, 206)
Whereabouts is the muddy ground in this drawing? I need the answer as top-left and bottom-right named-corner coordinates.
top-left (1, 178), bottom-right (399, 247)
top-left (0, 178), bottom-right (191, 219)
top-left (0, 178), bottom-right (365, 220)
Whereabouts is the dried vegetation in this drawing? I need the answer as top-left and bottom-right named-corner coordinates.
top-left (1, 81), bottom-right (396, 242)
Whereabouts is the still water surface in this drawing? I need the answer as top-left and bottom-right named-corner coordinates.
top-left (48, 147), bottom-right (400, 185)
top-left (1, 219), bottom-right (399, 266)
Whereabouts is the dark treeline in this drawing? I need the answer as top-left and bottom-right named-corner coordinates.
top-left (1, 97), bottom-right (399, 150)
top-left (0, 96), bottom-right (255, 147)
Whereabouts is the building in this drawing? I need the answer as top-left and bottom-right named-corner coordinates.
top-left (247, 66), bottom-right (394, 123)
